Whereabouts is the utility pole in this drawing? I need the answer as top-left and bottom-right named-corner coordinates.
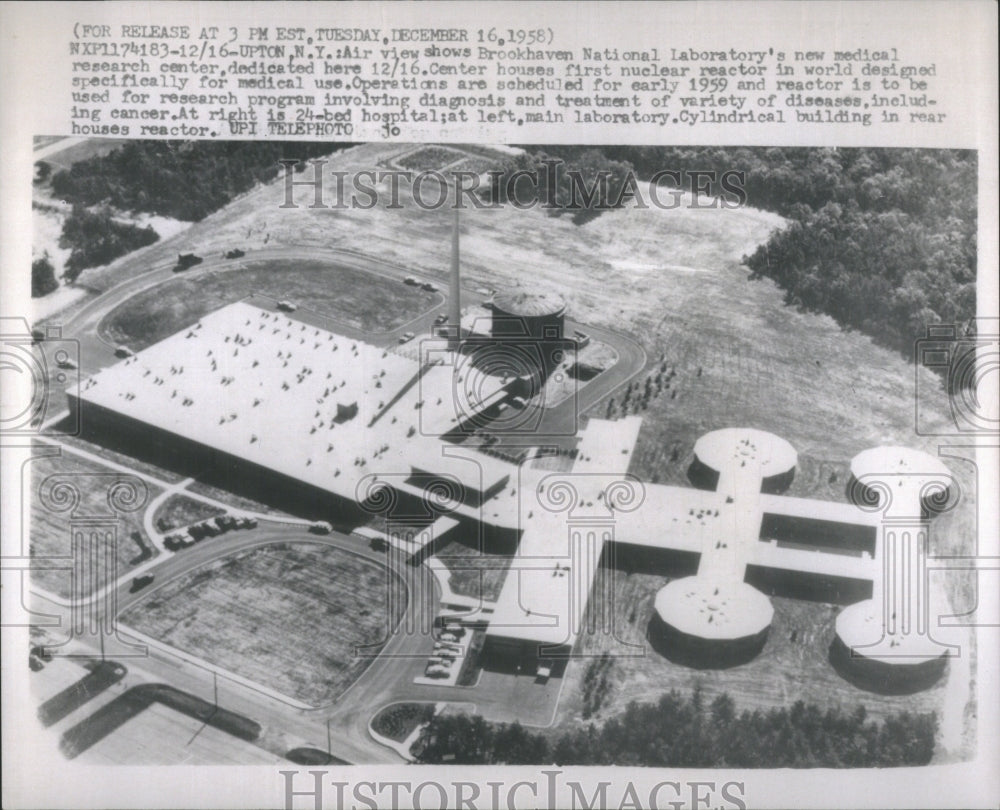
top-left (448, 207), bottom-right (461, 350)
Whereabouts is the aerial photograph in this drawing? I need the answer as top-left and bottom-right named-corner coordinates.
top-left (21, 138), bottom-right (978, 767)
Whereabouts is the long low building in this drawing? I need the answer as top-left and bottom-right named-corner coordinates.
top-left (70, 301), bottom-right (518, 525)
top-left (483, 425), bottom-right (887, 670)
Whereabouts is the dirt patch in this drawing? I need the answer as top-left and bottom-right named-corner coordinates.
top-left (556, 567), bottom-right (951, 730)
top-left (120, 541), bottom-right (404, 705)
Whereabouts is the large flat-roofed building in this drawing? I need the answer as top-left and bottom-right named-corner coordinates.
top-left (69, 300), bottom-right (954, 692)
top-left (483, 424), bottom-right (888, 671)
top-left (69, 301), bottom-right (517, 523)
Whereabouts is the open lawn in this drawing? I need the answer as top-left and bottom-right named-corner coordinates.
top-left (555, 567), bottom-right (951, 730)
top-left (152, 495), bottom-right (225, 533)
top-left (99, 258), bottom-right (438, 351)
top-left (35, 138), bottom-right (129, 170)
top-left (119, 541), bottom-right (404, 706)
top-left (29, 444), bottom-right (161, 598)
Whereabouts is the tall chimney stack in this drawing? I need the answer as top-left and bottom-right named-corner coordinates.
top-left (448, 207), bottom-right (461, 348)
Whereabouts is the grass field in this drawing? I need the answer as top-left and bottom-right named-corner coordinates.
top-left (29, 445), bottom-right (161, 598)
top-left (99, 259), bottom-right (438, 351)
top-left (152, 495), bottom-right (225, 532)
top-left (555, 567), bottom-right (950, 730)
top-left (120, 542), bottom-right (403, 706)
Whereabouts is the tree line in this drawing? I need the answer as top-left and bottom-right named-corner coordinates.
top-left (414, 688), bottom-right (937, 768)
top-left (42, 141), bottom-right (352, 281)
top-left (599, 146), bottom-right (977, 359)
top-left (59, 206), bottom-right (159, 282)
top-left (50, 140), bottom-right (348, 222)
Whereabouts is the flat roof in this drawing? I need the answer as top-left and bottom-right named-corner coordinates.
top-left (694, 427), bottom-right (797, 479)
top-left (573, 415), bottom-right (642, 476)
top-left (75, 302), bottom-right (514, 507)
top-left (849, 445), bottom-right (953, 499)
top-left (487, 424), bottom-right (887, 650)
top-left (654, 578), bottom-right (774, 641)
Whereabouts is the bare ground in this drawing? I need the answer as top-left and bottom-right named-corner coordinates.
top-left (120, 542), bottom-right (403, 706)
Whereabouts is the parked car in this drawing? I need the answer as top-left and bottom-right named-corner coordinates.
top-left (114, 345), bottom-right (134, 359)
top-left (173, 253), bottom-right (203, 272)
top-left (421, 282), bottom-right (439, 292)
top-left (129, 574), bottom-right (154, 593)
top-left (403, 276), bottom-right (418, 286)
top-left (433, 314), bottom-right (448, 325)
top-left (225, 248), bottom-right (245, 259)
top-left (277, 300), bottom-right (297, 312)
top-left (398, 332), bottom-right (415, 344)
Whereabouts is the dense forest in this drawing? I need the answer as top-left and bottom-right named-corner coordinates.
top-left (414, 689), bottom-right (937, 768)
top-left (31, 253), bottom-right (58, 297)
top-left (59, 206), bottom-right (159, 282)
top-left (49, 140), bottom-right (347, 222)
top-left (43, 141), bottom-right (349, 278)
top-left (595, 146), bottom-right (977, 359)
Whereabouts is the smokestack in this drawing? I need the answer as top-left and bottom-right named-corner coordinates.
top-left (448, 207), bottom-right (461, 348)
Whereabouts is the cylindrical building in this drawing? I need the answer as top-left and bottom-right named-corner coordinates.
top-left (489, 290), bottom-right (567, 379)
top-left (648, 576), bottom-right (774, 668)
